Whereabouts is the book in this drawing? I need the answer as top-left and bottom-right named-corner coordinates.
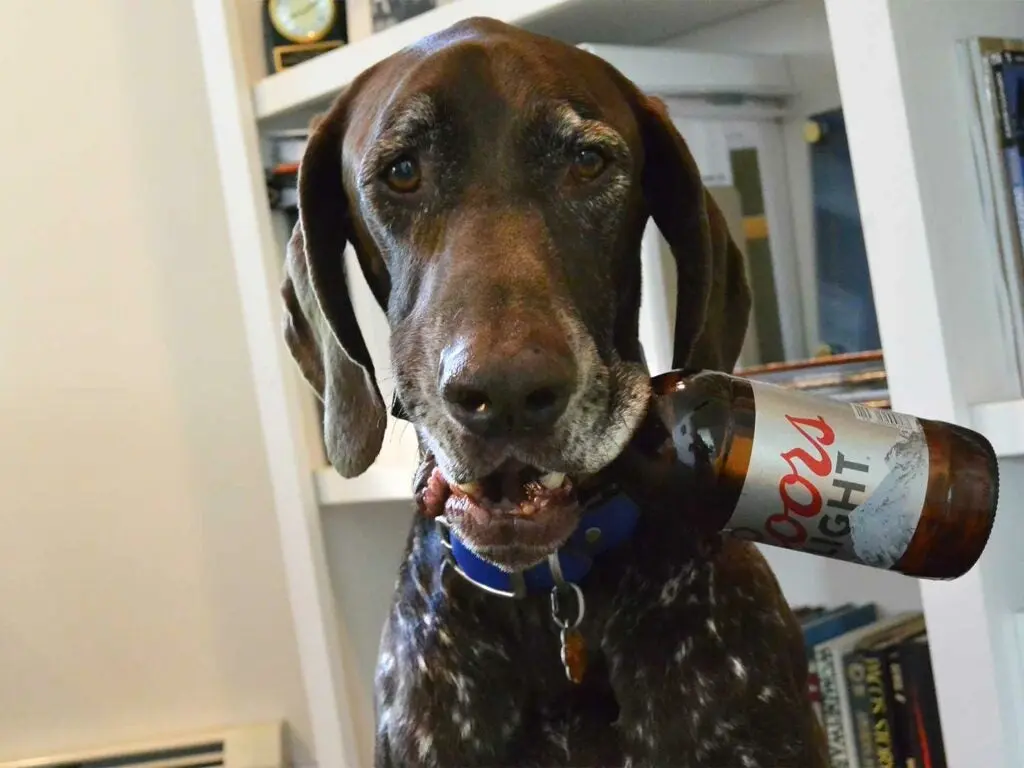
top-left (844, 643), bottom-right (880, 768)
top-left (802, 604), bottom-right (854, 716)
top-left (801, 603), bottom-right (879, 725)
top-left (842, 613), bottom-right (927, 768)
top-left (887, 629), bottom-right (933, 768)
top-left (736, 350), bottom-right (890, 409)
top-left (815, 612), bottom-right (920, 768)
top-left (263, 129), bottom-right (306, 214)
top-left (888, 634), bottom-right (913, 767)
top-left (795, 605), bottom-right (833, 626)
top-left (894, 632), bottom-right (947, 768)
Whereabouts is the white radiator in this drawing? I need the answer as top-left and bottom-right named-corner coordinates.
top-left (0, 721), bottom-right (285, 768)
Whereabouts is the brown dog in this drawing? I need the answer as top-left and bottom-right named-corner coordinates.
top-left (282, 17), bottom-right (829, 767)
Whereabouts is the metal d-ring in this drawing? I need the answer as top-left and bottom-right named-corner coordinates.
top-left (547, 552), bottom-right (585, 629)
top-left (549, 580), bottom-right (585, 631)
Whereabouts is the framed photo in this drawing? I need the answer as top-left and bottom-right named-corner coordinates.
top-left (346, 0), bottom-right (456, 42)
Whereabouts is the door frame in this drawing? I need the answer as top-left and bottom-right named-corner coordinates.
top-left (657, 98), bottom-right (812, 365)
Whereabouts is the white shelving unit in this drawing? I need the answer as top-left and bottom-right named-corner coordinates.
top-left (252, 0), bottom-right (780, 121)
top-left (194, 1), bottom-right (1024, 766)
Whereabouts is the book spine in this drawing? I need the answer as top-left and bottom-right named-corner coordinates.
top-left (864, 649), bottom-right (899, 768)
top-left (895, 643), bottom-right (924, 768)
top-left (887, 645), bottom-right (913, 767)
top-left (808, 651), bottom-right (824, 724)
top-left (817, 644), bottom-right (849, 767)
top-left (802, 604), bottom-right (878, 726)
top-left (844, 651), bottom-right (878, 768)
top-left (902, 641), bottom-right (948, 768)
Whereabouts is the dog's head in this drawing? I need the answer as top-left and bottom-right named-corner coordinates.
top-left (283, 18), bottom-right (750, 571)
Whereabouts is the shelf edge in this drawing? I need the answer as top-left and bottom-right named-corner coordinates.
top-left (576, 44), bottom-right (795, 99)
top-left (253, 0), bottom-right (782, 121)
top-left (254, 0), bottom-right (577, 120)
top-left (970, 398), bottom-right (1024, 458)
top-left (315, 462), bottom-right (419, 507)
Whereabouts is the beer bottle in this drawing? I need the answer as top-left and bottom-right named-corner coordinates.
top-left (610, 370), bottom-right (998, 579)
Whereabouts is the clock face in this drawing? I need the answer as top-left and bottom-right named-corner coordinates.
top-left (269, 0), bottom-right (337, 44)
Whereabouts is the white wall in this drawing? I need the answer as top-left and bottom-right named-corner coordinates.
top-left (0, 1), bottom-right (311, 763)
top-left (239, 0), bottom-right (273, 84)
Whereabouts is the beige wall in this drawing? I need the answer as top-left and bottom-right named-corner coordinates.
top-left (238, 0), bottom-right (272, 84)
top-left (0, 0), bottom-right (311, 762)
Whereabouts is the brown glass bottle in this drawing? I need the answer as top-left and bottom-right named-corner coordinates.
top-left (614, 370), bottom-right (998, 580)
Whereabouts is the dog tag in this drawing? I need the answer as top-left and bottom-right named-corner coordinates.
top-left (550, 574), bottom-right (587, 684)
top-left (560, 627), bottom-right (587, 684)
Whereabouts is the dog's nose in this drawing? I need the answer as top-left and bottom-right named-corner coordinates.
top-left (440, 341), bottom-right (576, 438)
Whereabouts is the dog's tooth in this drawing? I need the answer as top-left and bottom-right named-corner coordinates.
top-left (454, 481), bottom-right (482, 497)
top-left (539, 472), bottom-right (565, 490)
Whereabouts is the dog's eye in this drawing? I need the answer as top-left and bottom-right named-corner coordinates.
top-left (571, 148), bottom-right (607, 181)
top-left (384, 157), bottom-right (422, 193)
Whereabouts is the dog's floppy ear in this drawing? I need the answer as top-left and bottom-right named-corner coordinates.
top-left (281, 95), bottom-right (386, 478)
top-left (633, 94), bottom-right (752, 373)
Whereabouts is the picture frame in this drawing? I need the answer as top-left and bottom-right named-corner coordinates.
top-left (346, 0), bottom-right (457, 42)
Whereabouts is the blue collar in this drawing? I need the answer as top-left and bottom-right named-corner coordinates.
top-left (438, 490), bottom-right (640, 599)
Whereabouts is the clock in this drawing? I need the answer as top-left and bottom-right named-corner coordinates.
top-left (263, 0), bottom-right (347, 74)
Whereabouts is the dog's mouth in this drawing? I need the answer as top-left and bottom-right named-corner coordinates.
top-left (418, 459), bottom-right (583, 572)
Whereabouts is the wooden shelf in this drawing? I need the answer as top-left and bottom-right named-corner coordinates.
top-left (253, 0), bottom-right (779, 122)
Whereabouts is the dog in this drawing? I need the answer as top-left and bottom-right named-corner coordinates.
top-left (281, 17), bottom-right (830, 767)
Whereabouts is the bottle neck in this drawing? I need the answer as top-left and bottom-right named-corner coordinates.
top-left (615, 369), bottom-right (749, 535)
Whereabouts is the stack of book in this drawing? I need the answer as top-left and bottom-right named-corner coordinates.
top-left (796, 603), bottom-right (946, 768)
top-left (736, 350), bottom-right (890, 409)
top-left (263, 129), bottom-right (306, 225)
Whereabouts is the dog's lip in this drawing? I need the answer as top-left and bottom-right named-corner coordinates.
top-left (443, 490), bottom-right (582, 571)
top-left (458, 460), bottom-right (570, 507)
top-left (418, 461), bottom-right (583, 570)
top-left (435, 460), bottom-right (574, 511)
top-left (452, 469), bottom-right (566, 499)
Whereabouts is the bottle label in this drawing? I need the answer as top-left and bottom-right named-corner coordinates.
top-left (725, 382), bottom-right (929, 568)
